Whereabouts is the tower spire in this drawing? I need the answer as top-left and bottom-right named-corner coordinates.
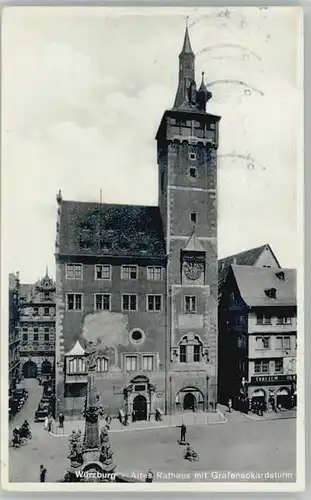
top-left (174, 23), bottom-right (195, 108)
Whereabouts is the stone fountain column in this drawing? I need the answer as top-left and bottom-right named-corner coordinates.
top-left (65, 340), bottom-right (117, 482)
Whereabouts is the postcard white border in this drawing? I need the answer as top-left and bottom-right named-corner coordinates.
top-left (0, 4), bottom-right (305, 493)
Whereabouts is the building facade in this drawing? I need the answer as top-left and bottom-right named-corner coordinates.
top-left (55, 27), bottom-right (220, 418)
top-left (19, 270), bottom-right (56, 380)
top-left (9, 273), bottom-right (21, 392)
top-left (218, 255), bottom-right (297, 410)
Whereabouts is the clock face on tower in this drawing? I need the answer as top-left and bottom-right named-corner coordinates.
top-left (183, 259), bottom-right (204, 281)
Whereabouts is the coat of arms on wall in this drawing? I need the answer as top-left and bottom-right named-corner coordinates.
top-left (183, 259), bottom-right (204, 281)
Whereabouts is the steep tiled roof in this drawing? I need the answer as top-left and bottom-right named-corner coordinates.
top-left (218, 244), bottom-right (270, 296)
top-left (59, 201), bottom-right (166, 259)
top-left (232, 265), bottom-right (296, 307)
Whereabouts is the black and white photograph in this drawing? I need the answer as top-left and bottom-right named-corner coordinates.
top-left (1, 6), bottom-right (304, 492)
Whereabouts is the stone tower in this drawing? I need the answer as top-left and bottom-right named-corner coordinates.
top-left (156, 25), bottom-right (221, 412)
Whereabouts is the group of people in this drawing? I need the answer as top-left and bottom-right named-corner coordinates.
top-left (44, 412), bottom-right (65, 433)
top-left (12, 420), bottom-right (31, 447)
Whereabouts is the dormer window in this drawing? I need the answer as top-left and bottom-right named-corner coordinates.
top-left (275, 271), bottom-right (285, 280)
top-left (265, 288), bottom-right (276, 299)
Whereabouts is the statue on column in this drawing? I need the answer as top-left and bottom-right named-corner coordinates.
top-left (84, 340), bottom-right (98, 372)
top-left (68, 429), bottom-right (83, 467)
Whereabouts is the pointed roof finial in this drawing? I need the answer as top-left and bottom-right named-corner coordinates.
top-left (199, 71), bottom-right (206, 91)
top-left (180, 19), bottom-right (194, 56)
top-left (45, 265), bottom-right (49, 277)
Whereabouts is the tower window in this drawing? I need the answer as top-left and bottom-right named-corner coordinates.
top-left (189, 152), bottom-right (196, 161)
top-left (190, 212), bottom-right (197, 224)
top-left (188, 167), bottom-right (197, 179)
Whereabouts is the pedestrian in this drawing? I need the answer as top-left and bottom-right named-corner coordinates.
top-left (58, 412), bottom-right (65, 429)
top-left (47, 414), bottom-right (52, 433)
top-left (124, 413), bottom-right (128, 426)
top-left (178, 423), bottom-right (187, 443)
top-left (145, 469), bottom-right (154, 483)
top-left (40, 464), bottom-right (47, 483)
top-left (44, 415), bottom-right (49, 431)
top-left (228, 398), bottom-right (232, 413)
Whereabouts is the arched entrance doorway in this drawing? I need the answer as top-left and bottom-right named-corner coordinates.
top-left (41, 360), bottom-right (52, 375)
top-left (277, 387), bottom-right (291, 409)
top-left (251, 389), bottom-right (266, 410)
top-left (183, 392), bottom-right (197, 411)
top-left (23, 360), bottom-right (37, 378)
top-left (133, 394), bottom-right (147, 421)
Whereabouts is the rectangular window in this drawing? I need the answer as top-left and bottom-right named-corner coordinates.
top-left (189, 167), bottom-right (197, 178)
top-left (95, 264), bottom-right (112, 280)
top-left (44, 333), bottom-right (49, 342)
top-left (190, 212), bottom-right (197, 224)
top-left (275, 359), bottom-right (283, 373)
top-left (147, 266), bottom-right (162, 280)
top-left (256, 336), bottom-right (270, 349)
top-left (147, 295), bottom-right (162, 312)
top-left (67, 293), bottom-right (83, 311)
top-left (189, 152), bottom-right (196, 161)
top-left (121, 265), bottom-right (138, 280)
top-left (122, 294), bottom-right (137, 311)
top-left (185, 296), bottom-right (196, 314)
top-left (277, 316), bottom-right (292, 325)
top-left (142, 355), bottom-right (154, 371)
top-left (125, 356), bottom-right (137, 371)
top-left (276, 336), bottom-right (291, 349)
top-left (193, 345), bottom-right (201, 362)
top-left (44, 292), bottom-right (49, 300)
top-left (254, 360), bottom-right (269, 374)
top-left (22, 334), bottom-right (28, 342)
top-left (66, 263), bottom-right (83, 279)
top-left (256, 313), bottom-right (271, 325)
top-left (33, 333), bottom-right (39, 342)
top-left (95, 294), bottom-right (111, 311)
top-left (44, 327), bottom-right (49, 333)
top-left (180, 345), bottom-right (187, 363)
top-left (33, 307), bottom-right (39, 316)
top-left (44, 307), bottom-right (49, 315)
top-left (33, 328), bottom-right (38, 333)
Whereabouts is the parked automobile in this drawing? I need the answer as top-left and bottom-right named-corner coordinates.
top-left (34, 405), bottom-right (49, 422)
top-left (14, 388), bottom-right (28, 401)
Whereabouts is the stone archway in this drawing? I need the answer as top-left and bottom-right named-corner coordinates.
top-left (277, 387), bottom-right (291, 409)
top-left (133, 394), bottom-right (147, 421)
top-left (41, 359), bottom-right (52, 375)
top-left (183, 392), bottom-right (197, 411)
top-left (23, 360), bottom-right (37, 378)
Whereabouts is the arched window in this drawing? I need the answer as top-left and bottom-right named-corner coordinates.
top-left (96, 357), bottom-right (108, 372)
top-left (67, 357), bottom-right (86, 374)
top-left (178, 334), bottom-right (203, 363)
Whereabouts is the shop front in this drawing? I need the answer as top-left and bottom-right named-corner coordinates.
top-left (248, 374), bottom-right (296, 411)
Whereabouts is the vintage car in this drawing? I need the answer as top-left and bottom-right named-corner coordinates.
top-left (34, 406), bottom-right (49, 422)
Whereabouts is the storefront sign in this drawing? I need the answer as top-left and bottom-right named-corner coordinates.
top-left (251, 374), bottom-right (296, 384)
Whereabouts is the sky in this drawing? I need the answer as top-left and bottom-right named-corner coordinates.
top-left (1, 6), bottom-right (303, 283)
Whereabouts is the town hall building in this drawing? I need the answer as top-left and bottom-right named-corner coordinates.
top-left (55, 26), bottom-right (220, 419)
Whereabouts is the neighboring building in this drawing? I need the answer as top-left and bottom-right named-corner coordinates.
top-left (9, 273), bottom-right (21, 392)
top-left (19, 270), bottom-right (56, 380)
top-left (55, 26), bottom-right (220, 418)
top-left (218, 262), bottom-right (297, 410)
top-left (218, 243), bottom-right (281, 301)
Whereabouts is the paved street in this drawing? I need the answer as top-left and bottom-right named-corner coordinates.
top-left (9, 380), bottom-right (296, 483)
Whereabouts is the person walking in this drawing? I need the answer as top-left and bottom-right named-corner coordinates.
top-left (58, 412), bottom-right (65, 429)
top-left (178, 423), bottom-right (187, 443)
top-left (145, 469), bottom-right (154, 483)
top-left (47, 414), bottom-right (53, 433)
top-left (44, 415), bottom-right (49, 431)
top-left (228, 398), bottom-right (232, 413)
top-left (40, 465), bottom-right (47, 483)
